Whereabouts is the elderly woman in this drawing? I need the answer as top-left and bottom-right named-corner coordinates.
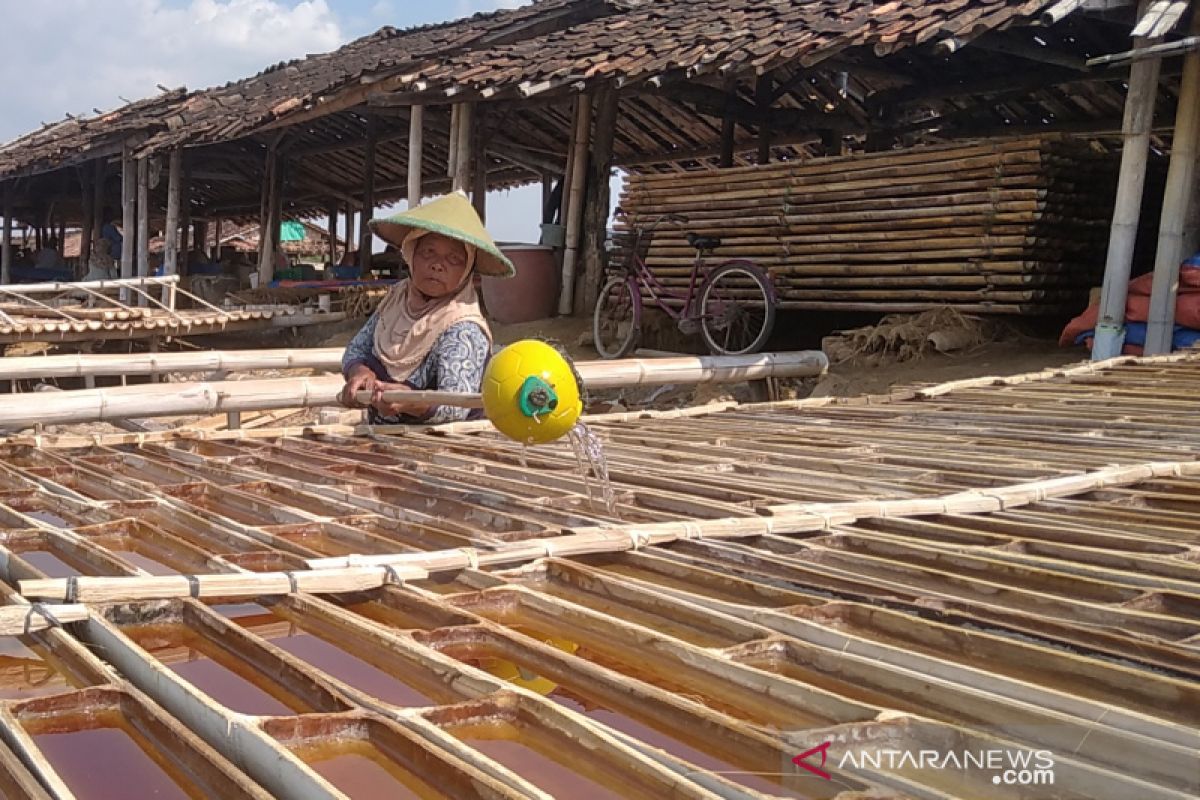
top-left (339, 192), bottom-right (514, 424)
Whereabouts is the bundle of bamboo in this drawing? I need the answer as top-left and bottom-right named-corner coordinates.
top-left (616, 136), bottom-right (1162, 316)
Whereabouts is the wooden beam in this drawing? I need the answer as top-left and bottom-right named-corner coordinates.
top-left (579, 84), bottom-right (618, 315)
top-left (360, 114), bottom-right (378, 272)
top-left (969, 32), bottom-right (1089, 71)
top-left (408, 105), bottom-right (424, 205)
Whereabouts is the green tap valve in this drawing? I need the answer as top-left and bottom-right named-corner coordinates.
top-left (517, 376), bottom-right (559, 418)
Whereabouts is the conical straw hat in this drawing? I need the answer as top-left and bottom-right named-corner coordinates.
top-left (368, 191), bottom-right (515, 278)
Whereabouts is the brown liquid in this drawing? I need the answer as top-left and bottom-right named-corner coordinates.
top-left (457, 720), bottom-right (626, 800)
top-left (114, 551), bottom-right (179, 576)
top-left (0, 637), bottom-right (72, 699)
top-left (207, 602), bottom-right (271, 622)
top-left (32, 716), bottom-right (198, 800)
top-left (294, 740), bottom-right (433, 799)
top-left (25, 510), bottom-right (73, 528)
top-left (446, 642), bottom-right (790, 794)
top-left (510, 581), bottom-right (741, 648)
top-left (550, 690), bottom-right (789, 794)
top-left (343, 600), bottom-right (463, 632)
top-left (264, 632), bottom-right (436, 707)
top-left (19, 550), bottom-right (83, 578)
top-left (126, 625), bottom-right (305, 716)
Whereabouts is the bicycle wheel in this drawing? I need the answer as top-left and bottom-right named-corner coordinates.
top-left (699, 262), bottom-right (776, 355)
top-left (593, 275), bottom-right (642, 359)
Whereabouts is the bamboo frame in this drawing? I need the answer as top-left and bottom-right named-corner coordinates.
top-left (0, 352), bottom-right (1199, 797)
top-left (0, 351), bottom-right (828, 427)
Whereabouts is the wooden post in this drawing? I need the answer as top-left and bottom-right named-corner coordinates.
top-left (1145, 11), bottom-right (1200, 354)
top-left (180, 157), bottom-right (192, 265)
top-left (720, 114), bottom-right (736, 168)
top-left (1, 182), bottom-right (11, 285)
top-left (447, 104), bottom-right (461, 181)
top-left (148, 336), bottom-right (160, 384)
top-left (327, 203), bottom-right (338, 266)
top-left (257, 143), bottom-right (278, 286)
top-left (579, 84), bottom-right (618, 314)
top-left (408, 105), bottom-right (424, 206)
top-left (360, 115), bottom-right (378, 273)
top-left (558, 93), bottom-right (593, 315)
top-left (756, 74), bottom-right (773, 165)
top-left (92, 158), bottom-right (105, 254)
top-left (271, 157), bottom-right (285, 271)
top-left (136, 157), bottom-right (150, 307)
top-left (120, 144), bottom-right (136, 302)
top-left (1092, 20), bottom-right (1162, 359)
top-left (162, 148), bottom-right (182, 279)
top-left (80, 167), bottom-right (94, 271)
top-left (472, 111), bottom-right (488, 222)
top-left (453, 103), bottom-right (473, 193)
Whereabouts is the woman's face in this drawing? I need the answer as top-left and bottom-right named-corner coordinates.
top-left (410, 233), bottom-right (470, 297)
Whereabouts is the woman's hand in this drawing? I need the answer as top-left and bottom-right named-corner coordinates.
top-left (339, 364), bottom-right (377, 408)
top-left (370, 382), bottom-right (432, 419)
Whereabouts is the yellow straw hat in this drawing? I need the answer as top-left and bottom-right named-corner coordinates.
top-left (368, 191), bottom-right (515, 278)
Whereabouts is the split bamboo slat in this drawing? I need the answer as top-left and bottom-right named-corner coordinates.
top-left (616, 135), bottom-right (1163, 315)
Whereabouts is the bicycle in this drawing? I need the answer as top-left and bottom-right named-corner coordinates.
top-left (592, 210), bottom-right (777, 359)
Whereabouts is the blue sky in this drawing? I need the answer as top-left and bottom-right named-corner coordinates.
top-left (0, 0), bottom-right (582, 243)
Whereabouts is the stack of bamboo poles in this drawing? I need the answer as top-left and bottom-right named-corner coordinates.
top-left (617, 136), bottom-right (1160, 315)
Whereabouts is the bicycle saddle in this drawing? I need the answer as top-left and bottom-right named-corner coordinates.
top-left (686, 232), bottom-right (722, 251)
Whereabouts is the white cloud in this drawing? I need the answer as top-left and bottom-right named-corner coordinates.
top-left (0, 0), bottom-right (343, 142)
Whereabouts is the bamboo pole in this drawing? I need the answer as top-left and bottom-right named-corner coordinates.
top-left (1145, 7), bottom-right (1200, 354)
top-left (0, 604), bottom-right (88, 635)
top-left (0, 351), bottom-right (828, 426)
top-left (19, 458), bottom-right (1199, 603)
top-left (136, 158), bottom-right (150, 309)
top-left (558, 93), bottom-right (593, 315)
top-left (1, 182), bottom-right (11, 285)
top-left (408, 105), bottom-right (424, 206)
top-left (1093, 8), bottom-right (1163, 358)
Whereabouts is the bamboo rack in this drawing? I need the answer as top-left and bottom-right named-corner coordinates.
top-left (18, 458), bottom-right (1199, 603)
top-left (0, 351), bottom-right (827, 428)
top-left (0, 352), bottom-right (1198, 798)
top-left (616, 136), bottom-right (1165, 315)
